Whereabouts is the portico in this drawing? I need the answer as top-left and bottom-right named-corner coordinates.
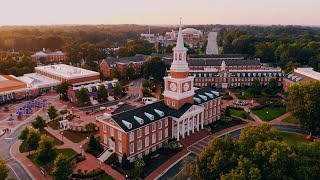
top-left (172, 105), bottom-right (204, 140)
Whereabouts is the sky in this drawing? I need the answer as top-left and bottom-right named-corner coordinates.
top-left (0, 0), bottom-right (319, 26)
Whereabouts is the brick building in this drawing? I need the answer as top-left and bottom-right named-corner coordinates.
top-left (31, 49), bottom-right (65, 62)
top-left (100, 55), bottom-right (148, 77)
top-left (283, 68), bottom-right (320, 90)
top-left (97, 21), bottom-right (221, 162)
top-left (165, 28), bottom-right (203, 43)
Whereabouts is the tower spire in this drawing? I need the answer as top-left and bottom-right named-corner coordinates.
top-left (176, 17), bottom-right (184, 49)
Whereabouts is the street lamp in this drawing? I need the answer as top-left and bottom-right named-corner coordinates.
top-left (60, 131), bottom-right (64, 142)
top-left (80, 145), bottom-right (82, 155)
top-left (87, 136), bottom-right (89, 143)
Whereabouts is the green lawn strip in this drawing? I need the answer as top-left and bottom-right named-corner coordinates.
top-left (99, 175), bottom-right (116, 180)
top-left (252, 107), bottom-right (286, 122)
top-left (282, 115), bottom-right (300, 125)
top-left (63, 130), bottom-right (98, 143)
top-left (42, 129), bottom-right (63, 146)
top-left (280, 132), bottom-right (310, 147)
top-left (55, 148), bottom-right (78, 158)
top-left (230, 109), bottom-right (254, 121)
top-left (47, 120), bottom-right (60, 130)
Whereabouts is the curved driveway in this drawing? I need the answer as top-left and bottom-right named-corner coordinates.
top-left (158, 124), bottom-right (315, 180)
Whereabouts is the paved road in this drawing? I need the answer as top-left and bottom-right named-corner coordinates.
top-left (158, 124), bottom-right (315, 180)
top-left (0, 125), bottom-right (32, 180)
top-left (206, 32), bottom-right (219, 55)
top-left (131, 78), bottom-right (145, 87)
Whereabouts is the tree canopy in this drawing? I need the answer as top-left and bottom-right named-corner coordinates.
top-left (0, 159), bottom-right (9, 180)
top-left (76, 88), bottom-right (91, 105)
top-left (143, 56), bottom-right (166, 80)
top-left (56, 82), bottom-right (70, 100)
top-left (32, 115), bottom-right (47, 132)
top-left (285, 80), bottom-right (320, 136)
top-left (47, 106), bottom-right (58, 120)
top-left (51, 154), bottom-right (73, 180)
top-left (97, 84), bottom-right (108, 102)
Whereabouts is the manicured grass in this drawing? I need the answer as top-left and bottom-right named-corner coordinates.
top-left (48, 120), bottom-right (60, 130)
top-left (282, 115), bottom-right (300, 125)
top-left (55, 148), bottom-right (78, 159)
top-left (252, 107), bottom-right (286, 122)
top-left (230, 109), bottom-right (254, 121)
top-left (63, 130), bottom-right (98, 143)
top-left (99, 175), bottom-right (116, 180)
top-left (280, 132), bottom-right (310, 147)
top-left (222, 94), bottom-right (233, 100)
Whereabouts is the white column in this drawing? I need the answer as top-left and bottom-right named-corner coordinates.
top-left (177, 120), bottom-right (180, 141)
top-left (192, 116), bottom-right (195, 133)
top-left (187, 117), bottom-right (190, 136)
top-left (201, 112), bottom-right (204, 129)
top-left (182, 119), bottom-right (185, 138)
top-left (197, 114), bottom-right (200, 131)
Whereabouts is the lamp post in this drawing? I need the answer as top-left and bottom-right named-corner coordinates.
top-left (60, 131), bottom-right (64, 142)
top-left (87, 136), bottom-right (89, 143)
top-left (80, 145), bottom-right (82, 155)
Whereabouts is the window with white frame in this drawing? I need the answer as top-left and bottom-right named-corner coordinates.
top-left (158, 121), bottom-right (162, 129)
top-left (159, 143), bottom-right (162, 148)
top-left (145, 136), bottom-right (149, 147)
top-left (138, 140), bottom-right (142, 150)
top-left (129, 132), bottom-right (134, 142)
top-left (110, 127), bottom-right (114, 136)
top-left (205, 103), bottom-right (208, 110)
top-left (165, 128), bottom-right (168, 138)
top-left (167, 99), bottom-right (170, 105)
top-left (137, 129), bottom-right (142, 138)
top-left (152, 123), bottom-right (156, 132)
top-left (103, 134), bottom-right (107, 144)
top-left (158, 131), bottom-right (162, 141)
top-left (145, 126), bottom-right (149, 135)
top-left (214, 108), bottom-right (216, 115)
top-left (205, 111), bottom-right (208, 119)
top-left (138, 153), bottom-right (142, 159)
top-left (152, 146), bottom-right (156, 152)
top-left (218, 98), bottom-right (221, 104)
top-left (130, 143), bottom-right (134, 154)
top-left (118, 131), bottom-right (122, 140)
top-left (152, 133), bottom-right (156, 144)
top-left (103, 124), bottom-right (107, 132)
top-left (210, 101), bottom-right (213, 108)
top-left (118, 142), bottom-right (122, 153)
top-left (165, 118), bottom-right (168, 127)
top-left (145, 149), bottom-right (149, 155)
top-left (209, 109), bottom-right (212, 117)
top-left (214, 99), bottom-right (217, 106)
top-left (172, 101), bottom-right (175, 107)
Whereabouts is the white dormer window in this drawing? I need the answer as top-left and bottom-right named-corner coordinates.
top-left (122, 120), bottom-right (132, 129)
top-left (144, 112), bottom-right (154, 121)
top-left (154, 109), bottom-right (164, 117)
top-left (205, 92), bottom-right (213, 98)
top-left (211, 91), bottom-right (220, 97)
top-left (199, 95), bottom-right (207, 101)
top-left (134, 116), bottom-right (144, 125)
top-left (194, 97), bottom-right (201, 103)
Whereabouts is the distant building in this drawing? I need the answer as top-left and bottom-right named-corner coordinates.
top-left (100, 55), bottom-right (149, 77)
top-left (31, 49), bottom-right (65, 62)
top-left (35, 64), bottom-right (100, 86)
top-left (283, 68), bottom-right (320, 90)
top-left (165, 28), bottom-right (203, 43)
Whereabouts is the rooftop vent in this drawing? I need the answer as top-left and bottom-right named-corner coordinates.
top-left (144, 112), bottom-right (154, 121)
top-left (122, 120), bottom-right (132, 129)
top-left (154, 109), bottom-right (164, 117)
top-left (134, 116), bottom-right (144, 125)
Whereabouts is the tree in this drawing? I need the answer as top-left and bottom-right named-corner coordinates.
top-left (86, 135), bottom-right (101, 154)
top-left (47, 106), bottom-right (58, 120)
top-left (111, 68), bottom-right (121, 79)
top-left (132, 159), bottom-right (145, 178)
top-left (113, 82), bottom-right (123, 96)
top-left (126, 67), bottom-right (136, 80)
top-left (52, 154), bottom-right (73, 180)
top-left (121, 153), bottom-right (132, 170)
top-left (0, 159), bottom-right (9, 180)
top-left (143, 56), bottom-right (166, 80)
top-left (76, 88), bottom-right (90, 105)
top-left (265, 78), bottom-right (279, 95)
top-left (285, 80), bottom-right (320, 139)
top-left (56, 82), bottom-right (70, 100)
top-left (18, 126), bottom-right (29, 141)
top-left (32, 115), bottom-right (47, 132)
top-left (26, 129), bottom-right (41, 151)
top-left (224, 106), bottom-right (231, 117)
top-left (36, 135), bottom-right (56, 164)
top-left (248, 79), bottom-right (262, 97)
top-left (165, 44), bottom-right (174, 53)
top-left (97, 84), bottom-right (108, 102)
top-left (84, 123), bottom-right (97, 131)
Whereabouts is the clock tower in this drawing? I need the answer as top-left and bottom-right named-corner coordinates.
top-left (163, 19), bottom-right (195, 110)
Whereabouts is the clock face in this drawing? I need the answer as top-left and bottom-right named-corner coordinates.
top-left (183, 83), bottom-right (190, 91)
top-left (170, 82), bottom-right (177, 91)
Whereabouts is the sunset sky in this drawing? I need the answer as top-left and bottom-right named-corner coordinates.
top-left (1, 0), bottom-right (319, 25)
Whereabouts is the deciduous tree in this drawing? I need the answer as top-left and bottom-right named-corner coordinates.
top-left (18, 126), bottom-right (29, 141)
top-left (0, 159), bottom-right (9, 180)
top-left (36, 135), bottom-right (56, 164)
top-left (97, 84), bottom-right (108, 102)
top-left (52, 154), bottom-right (73, 180)
top-left (47, 106), bottom-right (58, 120)
top-left (32, 115), bottom-right (47, 132)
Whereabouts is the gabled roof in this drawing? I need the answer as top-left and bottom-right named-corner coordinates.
top-left (103, 54), bottom-right (149, 66)
top-left (164, 59), bottom-right (260, 67)
top-left (193, 87), bottom-right (220, 105)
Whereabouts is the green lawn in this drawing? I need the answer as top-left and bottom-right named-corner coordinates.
top-left (47, 120), bottom-right (60, 130)
top-left (222, 94), bottom-right (233, 100)
top-left (55, 148), bottom-right (78, 159)
top-left (63, 130), bottom-right (98, 143)
top-left (252, 107), bottom-right (286, 121)
top-left (99, 175), bottom-right (116, 180)
top-left (280, 132), bottom-right (310, 147)
top-left (230, 109), bottom-right (254, 121)
top-left (282, 115), bottom-right (300, 125)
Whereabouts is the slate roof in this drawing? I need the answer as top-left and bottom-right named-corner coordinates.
top-left (189, 54), bottom-right (244, 59)
top-left (193, 87), bottom-right (220, 105)
top-left (164, 59), bottom-right (260, 67)
top-left (110, 87), bottom-right (220, 132)
top-left (104, 54), bottom-right (149, 66)
top-left (112, 104), bottom-right (137, 115)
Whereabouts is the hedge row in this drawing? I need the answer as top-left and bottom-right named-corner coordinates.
top-left (71, 169), bottom-right (105, 179)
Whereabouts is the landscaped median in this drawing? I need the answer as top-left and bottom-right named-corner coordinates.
top-left (251, 106), bottom-right (286, 122)
top-left (228, 106), bottom-right (254, 121)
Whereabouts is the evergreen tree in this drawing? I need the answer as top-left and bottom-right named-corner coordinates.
top-left (248, 79), bottom-right (262, 97)
top-left (76, 88), bottom-right (90, 105)
top-left (32, 115), bottom-right (47, 132)
top-left (265, 78), bottom-right (279, 95)
top-left (121, 153), bottom-right (131, 170)
top-left (52, 154), bottom-right (73, 180)
top-left (47, 106), bottom-right (58, 120)
top-left (225, 107), bottom-right (231, 117)
top-left (26, 129), bottom-right (41, 151)
top-left (97, 84), bottom-right (108, 102)
top-left (113, 82), bottom-right (123, 96)
top-left (56, 82), bottom-right (70, 100)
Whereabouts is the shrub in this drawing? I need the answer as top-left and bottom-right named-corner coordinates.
top-left (59, 110), bottom-right (68, 115)
top-left (71, 168), bottom-right (106, 179)
top-left (84, 123), bottom-right (98, 131)
top-left (229, 106), bottom-right (244, 110)
top-left (150, 86), bottom-right (157, 92)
